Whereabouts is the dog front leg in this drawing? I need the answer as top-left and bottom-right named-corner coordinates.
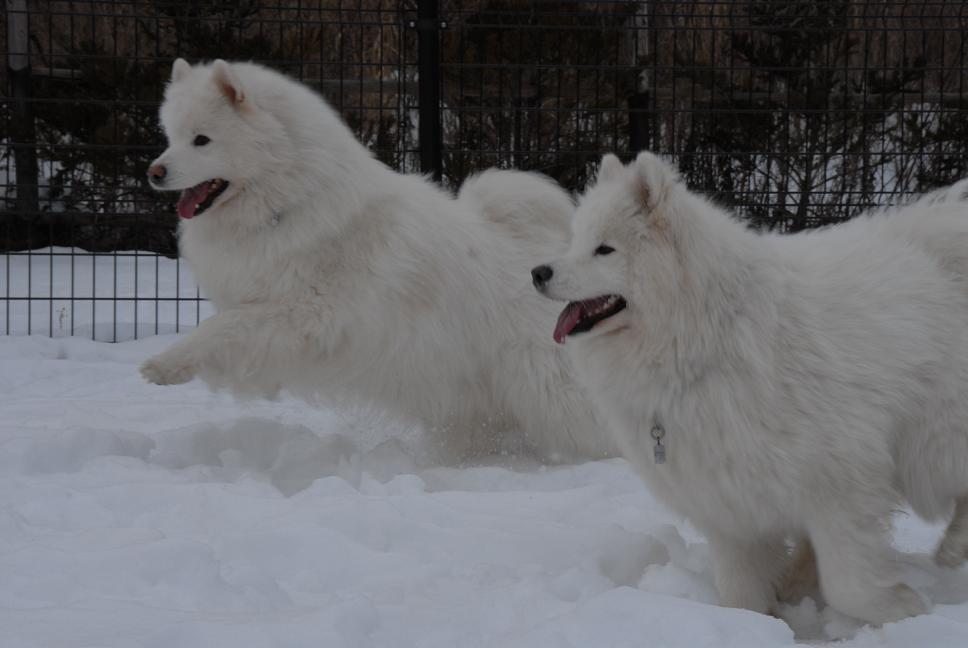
top-left (140, 302), bottom-right (334, 389)
top-left (708, 533), bottom-right (788, 616)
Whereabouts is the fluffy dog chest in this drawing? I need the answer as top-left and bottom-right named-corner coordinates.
top-left (179, 221), bottom-right (319, 308)
top-left (599, 376), bottom-right (797, 538)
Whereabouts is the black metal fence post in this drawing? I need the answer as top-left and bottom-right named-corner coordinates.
top-left (6, 0), bottom-right (39, 226)
top-left (415, 0), bottom-right (443, 182)
top-left (628, 91), bottom-right (652, 155)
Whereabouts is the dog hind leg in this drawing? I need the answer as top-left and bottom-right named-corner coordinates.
top-left (935, 495), bottom-right (968, 568)
top-left (808, 505), bottom-right (927, 624)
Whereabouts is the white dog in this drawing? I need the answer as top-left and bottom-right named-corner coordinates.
top-left (533, 151), bottom-right (968, 624)
top-left (140, 58), bottom-right (614, 461)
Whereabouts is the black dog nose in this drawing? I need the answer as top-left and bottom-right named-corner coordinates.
top-left (147, 163), bottom-right (167, 183)
top-left (531, 265), bottom-right (553, 289)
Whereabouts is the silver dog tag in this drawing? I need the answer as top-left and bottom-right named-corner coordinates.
top-left (651, 422), bottom-right (666, 464)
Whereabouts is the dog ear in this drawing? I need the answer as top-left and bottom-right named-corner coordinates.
top-left (631, 151), bottom-right (677, 212)
top-left (171, 58), bottom-right (191, 83)
top-left (597, 153), bottom-right (624, 183)
top-left (212, 59), bottom-right (246, 106)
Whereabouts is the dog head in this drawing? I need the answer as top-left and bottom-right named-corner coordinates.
top-left (147, 59), bottom-right (289, 220)
top-left (532, 151), bottom-right (684, 344)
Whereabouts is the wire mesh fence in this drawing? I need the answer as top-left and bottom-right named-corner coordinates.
top-left (3, 1), bottom-right (967, 340)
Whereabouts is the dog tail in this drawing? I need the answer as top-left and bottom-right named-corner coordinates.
top-left (914, 177), bottom-right (968, 207)
top-left (458, 170), bottom-right (574, 250)
top-left (883, 178), bottom-right (968, 291)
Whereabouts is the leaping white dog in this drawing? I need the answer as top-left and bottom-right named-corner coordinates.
top-left (140, 58), bottom-right (614, 461)
top-left (533, 151), bottom-right (968, 624)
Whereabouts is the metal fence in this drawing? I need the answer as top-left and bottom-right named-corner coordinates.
top-left (3, 1), bottom-right (968, 340)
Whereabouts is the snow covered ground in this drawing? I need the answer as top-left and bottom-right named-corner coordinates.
top-left (3, 254), bottom-right (968, 647)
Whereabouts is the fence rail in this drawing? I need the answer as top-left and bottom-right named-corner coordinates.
top-left (3, 0), bottom-right (968, 339)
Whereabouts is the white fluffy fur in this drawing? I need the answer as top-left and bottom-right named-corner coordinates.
top-left (140, 59), bottom-right (615, 461)
top-left (538, 151), bottom-right (968, 624)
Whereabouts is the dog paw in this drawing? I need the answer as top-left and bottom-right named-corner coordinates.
top-left (140, 354), bottom-right (196, 385)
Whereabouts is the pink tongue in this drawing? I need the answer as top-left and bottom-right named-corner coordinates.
top-left (553, 303), bottom-right (583, 344)
top-left (176, 183), bottom-right (212, 219)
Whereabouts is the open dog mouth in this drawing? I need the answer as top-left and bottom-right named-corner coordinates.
top-left (176, 179), bottom-right (229, 219)
top-left (553, 295), bottom-right (627, 344)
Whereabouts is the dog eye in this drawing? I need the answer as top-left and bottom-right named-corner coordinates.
top-left (193, 135), bottom-right (211, 146)
top-left (594, 245), bottom-right (615, 256)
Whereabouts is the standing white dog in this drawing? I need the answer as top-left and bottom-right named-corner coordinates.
top-left (140, 58), bottom-right (614, 461)
top-left (533, 151), bottom-right (968, 624)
